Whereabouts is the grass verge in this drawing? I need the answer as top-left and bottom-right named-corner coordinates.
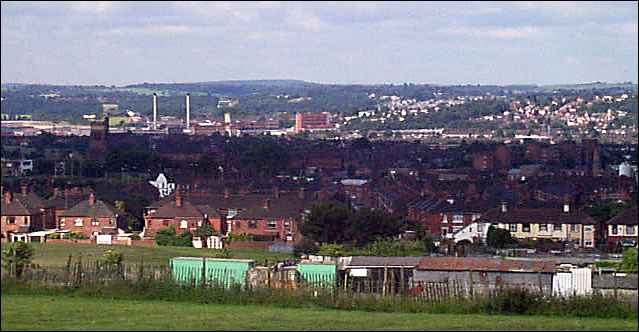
top-left (2, 294), bottom-right (638, 331)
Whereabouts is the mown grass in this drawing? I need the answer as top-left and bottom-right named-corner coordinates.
top-left (0, 243), bottom-right (293, 268)
top-left (2, 295), bottom-right (637, 331)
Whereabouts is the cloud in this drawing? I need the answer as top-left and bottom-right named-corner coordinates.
top-left (68, 1), bottom-right (115, 13)
top-left (1, 1), bottom-right (636, 85)
top-left (102, 24), bottom-right (195, 37)
top-left (440, 26), bottom-right (540, 40)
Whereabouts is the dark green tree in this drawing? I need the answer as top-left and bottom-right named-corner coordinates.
top-left (300, 203), bottom-right (352, 244)
top-left (486, 225), bottom-right (514, 249)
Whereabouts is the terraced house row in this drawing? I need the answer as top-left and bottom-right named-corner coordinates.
top-left (1, 185), bottom-right (637, 250)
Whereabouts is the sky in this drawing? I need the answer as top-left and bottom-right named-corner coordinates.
top-left (1, 1), bottom-right (637, 86)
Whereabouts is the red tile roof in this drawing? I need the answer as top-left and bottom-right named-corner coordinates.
top-left (417, 257), bottom-right (555, 273)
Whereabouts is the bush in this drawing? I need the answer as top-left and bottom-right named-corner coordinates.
top-left (100, 250), bottom-right (123, 267)
top-left (619, 248), bottom-right (637, 273)
top-left (227, 233), bottom-right (251, 242)
top-left (483, 288), bottom-right (541, 314)
top-left (175, 232), bottom-right (193, 247)
top-left (129, 234), bottom-right (141, 241)
top-left (69, 232), bottom-right (88, 240)
top-left (194, 223), bottom-right (214, 239)
top-left (47, 233), bottom-right (61, 240)
top-left (317, 244), bottom-right (347, 257)
top-left (155, 228), bottom-right (176, 246)
top-left (293, 238), bottom-right (319, 256)
top-left (2, 241), bottom-right (35, 278)
top-left (356, 238), bottom-right (425, 257)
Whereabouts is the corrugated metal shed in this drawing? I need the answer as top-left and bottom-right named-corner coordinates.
top-left (297, 263), bottom-right (336, 287)
top-left (341, 256), bottom-right (422, 269)
top-left (170, 257), bottom-right (255, 287)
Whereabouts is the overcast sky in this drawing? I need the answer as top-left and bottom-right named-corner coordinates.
top-left (1, 1), bottom-right (637, 86)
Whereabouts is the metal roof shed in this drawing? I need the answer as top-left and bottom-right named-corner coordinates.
top-left (170, 257), bottom-right (256, 287)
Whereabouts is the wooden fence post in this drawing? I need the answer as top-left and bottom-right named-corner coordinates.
top-left (469, 269), bottom-right (474, 299)
top-left (400, 267), bottom-right (405, 295)
top-left (382, 265), bottom-right (388, 297)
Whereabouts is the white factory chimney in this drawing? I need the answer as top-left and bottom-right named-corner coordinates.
top-left (152, 93), bottom-right (158, 130)
top-left (185, 93), bottom-right (191, 130)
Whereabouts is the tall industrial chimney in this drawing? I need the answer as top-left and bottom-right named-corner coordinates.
top-left (185, 93), bottom-right (191, 130)
top-left (152, 93), bottom-right (158, 130)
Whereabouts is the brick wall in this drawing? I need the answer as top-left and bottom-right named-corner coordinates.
top-left (227, 241), bottom-right (274, 250)
top-left (46, 239), bottom-right (95, 245)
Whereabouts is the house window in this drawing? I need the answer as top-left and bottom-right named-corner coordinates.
top-left (554, 224), bottom-right (562, 232)
top-left (584, 225), bottom-right (593, 232)
top-left (472, 214), bottom-right (481, 221)
top-left (540, 224), bottom-right (548, 232)
top-left (522, 224), bottom-right (530, 232)
top-left (248, 220), bottom-right (257, 229)
top-left (197, 220), bottom-right (202, 227)
top-left (180, 220), bottom-right (188, 229)
top-left (75, 218), bottom-right (83, 227)
top-left (6, 216), bottom-right (16, 224)
top-left (441, 228), bottom-right (448, 236)
top-left (442, 215), bottom-right (448, 224)
top-left (452, 215), bottom-right (464, 224)
top-left (59, 218), bottom-right (66, 227)
top-left (612, 225), bottom-right (618, 235)
top-left (235, 221), bottom-right (241, 229)
top-left (509, 224), bottom-right (517, 232)
top-left (163, 220), bottom-right (169, 227)
top-left (91, 218), bottom-right (99, 226)
top-left (626, 226), bottom-right (635, 235)
top-left (267, 221), bottom-right (277, 229)
top-left (570, 224), bottom-right (578, 232)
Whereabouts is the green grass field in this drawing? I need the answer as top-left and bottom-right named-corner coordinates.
top-left (0, 243), bottom-right (293, 268)
top-left (2, 295), bottom-right (637, 331)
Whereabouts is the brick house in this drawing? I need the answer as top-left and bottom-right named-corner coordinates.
top-left (225, 191), bottom-right (311, 243)
top-left (144, 188), bottom-right (314, 243)
top-left (407, 196), bottom-right (494, 238)
top-left (57, 193), bottom-right (119, 239)
top-left (1, 186), bottom-right (46, 240)
top-left (143, 191), bottom-right (220, 239)
top-left (44, 187), bottom-right (90, 231)
top-left (482, 202), bottom-right (597, 248)
top-left (605, 207), bottom-right (638, 247)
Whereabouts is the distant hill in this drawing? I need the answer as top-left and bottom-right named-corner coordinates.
top-left (539, 82), bottom-right (638, 92)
